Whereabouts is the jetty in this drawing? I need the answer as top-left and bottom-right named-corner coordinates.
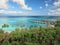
top-left (42, 20), bottom-right (56, 27)
top-left (30, 20), bottom-right (56, 27)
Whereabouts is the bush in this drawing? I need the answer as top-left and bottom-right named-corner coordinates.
top-left (0, 20), bottom-right (60, 45)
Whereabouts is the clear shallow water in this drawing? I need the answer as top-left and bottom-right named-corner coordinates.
top-left (0, 16), bottom-right (58, 32)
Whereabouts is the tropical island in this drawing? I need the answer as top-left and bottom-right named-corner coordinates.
top-left (0, 20), bottom-right (60, 45)
top-left (0, 0), bottom-right (60, 45)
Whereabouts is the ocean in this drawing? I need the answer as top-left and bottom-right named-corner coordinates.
top-left (0, 16), bottom-right (59, 32)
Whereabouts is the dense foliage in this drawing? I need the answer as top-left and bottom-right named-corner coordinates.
top-left (0, 21), bottom-right (60, 45)
top-left (2, 24), bottom-right (9, 28)
top-left (55, 21), bottom-right (60, 27)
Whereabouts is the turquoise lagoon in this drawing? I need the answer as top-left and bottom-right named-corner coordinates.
top-left (0, 16), bottom-right (58, 32)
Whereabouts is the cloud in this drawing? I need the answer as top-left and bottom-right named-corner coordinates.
top-left (0, 10), bottom-right (24, 15)
top-left (55, 8), bottom-right (60, 15)
top-left (48, 10), bottom-right (55, 15)
top-left (49, 10), bottom-right (55, 13)
top-left (0, 10), bottom-right (41, 16)
top-left (0, 0), bottom-right (33, 15)
top-left (13, 0), bottom-right (32, 10)
top-left (0, 0), bottom-right (32, 10)
top-left (40, 7), bottom-right (42, 9)
top-left (48, 13), bottom-right (51, 15)
top-left (45, 1), bottom-right (49, 7)
top-left (48, 0), bottom-right (60, 15)
top-left (53, 0), bottom-right (60, 7)
top-left (45, 3), bottom-right (48, 7)
top-left (48, 8), bottom-right (60, 15)
top-left (0, 0), bottom-right (8, 9)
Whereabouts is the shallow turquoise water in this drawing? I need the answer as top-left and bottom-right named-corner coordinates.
top-left (0, 16), bottom-right (57, 32)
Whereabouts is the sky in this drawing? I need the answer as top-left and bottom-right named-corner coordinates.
top-left (0, 0), bottom-right (60, 16)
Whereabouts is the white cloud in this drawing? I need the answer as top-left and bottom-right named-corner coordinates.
top-left (45, 1), bottom-right (49, 7)
top-left (49, 10), bottom-right (55, 13)
top-left (0, 0), bottom-right (32, 10)
top-left (0, 0), bottom-right (8, 9)
top-left (56, 8), bottom-right (60, 11)
top-left (40, 7), bottom-right (42, 9)
top-left (49, 8), bottom-right (60, 15)
top-left (55, 8), bottom-right (60, 15)
top-left (45, 3), bottom-right (48, 7)
top-left (48, 13), bottom-right (51, 15)
top-left (13, 0), bottom-right (32, 10)
top-left (0, 10), bottom-right (24, 15)
top-left (54, 0), bottom-right (60, 7)
top-left (54, 2), bottom-right (60, 7)
top-left (48, 0), bottom-right (60, 15)
top-left (0, 10), bottom-right (41, 16)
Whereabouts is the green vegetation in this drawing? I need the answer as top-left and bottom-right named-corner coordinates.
top-left (2, 24), bottom-right (9, 28)
top-left (0, 29), bottom-right (4, 38)
top-left (55, 21), bottom-right (60, 27)
top-left (0, 21), bottom-right (60, 45)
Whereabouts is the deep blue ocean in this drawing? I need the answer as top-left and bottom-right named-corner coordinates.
top-left (0, 16), bottom-right (59, 32)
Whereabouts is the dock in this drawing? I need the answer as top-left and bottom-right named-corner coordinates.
top-left (29, 20), bottom-right (56, 27)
